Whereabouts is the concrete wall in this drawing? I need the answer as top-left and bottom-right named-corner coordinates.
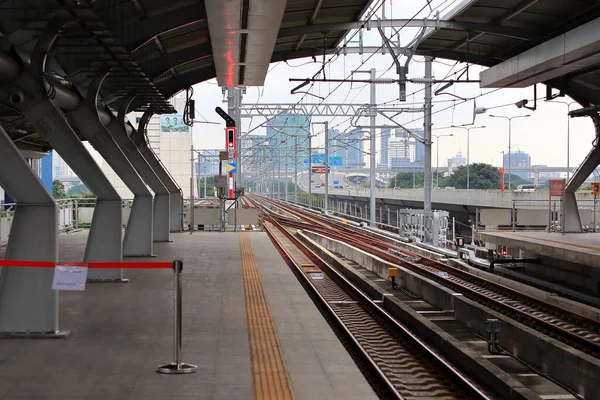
top-left (449, 259), bottom-right (600, 322)
top-left (303, 231), bottom-right (457, 310)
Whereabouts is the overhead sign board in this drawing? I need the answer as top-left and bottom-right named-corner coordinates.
top-left (302, 154), bottom-right (343, 166)
top-left (549, 179), bottom-right (565, 197)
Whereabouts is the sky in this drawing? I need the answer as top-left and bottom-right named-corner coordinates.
top-left (185, 0), bottom-right (595, 172)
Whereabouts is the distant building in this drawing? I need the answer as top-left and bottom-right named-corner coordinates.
top-left (387, 128), bottom-right (424, 171)
top-left (52, 151), bottom-right (75, 179)
top-left (326, 129), bottom-right (345, 168)
top-left (504, 151), bottom-right (531, 178)
top-left (413, 129), bottom-right (424, 163)
top-left (266, 114), bottom-right (310, 170)
top-left (453, 151), bottom-right (466, 167)
top-left (345, 128), bottom-right (365, 168)
top-left (379, 126), bottom-right (391, 168)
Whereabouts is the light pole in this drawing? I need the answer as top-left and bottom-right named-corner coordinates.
top-left (312, 122), bottom-right (329, 214)
top-left (489, 114), bottom-right (530, 189)
top-left (432, 133), bottom-right (453, 187)
top-left (550, 101), bottom-right (576, 181)
top-left (453, 125), bottom-right (486, 189)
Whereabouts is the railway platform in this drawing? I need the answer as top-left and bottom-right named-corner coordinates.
top-left (478, 231), bottom-right (600, 295)
top-left (0, 231), bottom-right (376, 400)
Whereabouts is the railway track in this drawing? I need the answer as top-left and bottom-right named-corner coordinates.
top-left (263, 214), bottom-right (490, 400)
top-left (253, 195), bottom-right (600, 359)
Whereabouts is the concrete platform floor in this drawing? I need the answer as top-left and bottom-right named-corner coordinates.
top-left (0, 231), bottom-right (376, 400)
top-left (479, 231), bottom-right (600, 268)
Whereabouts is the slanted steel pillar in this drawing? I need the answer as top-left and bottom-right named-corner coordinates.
top-left (563, 114), bottom-right (600, 232)
top-left (132, 110), bottom-right (183, 232)
top-left (0, 123), bottom-right (63, 335)
top-left (57, 69), bottom-right (154, 257)
top-left (3, 69), bottom-right (123, 274)
top-left (105, 105), bottom-right (170, 242)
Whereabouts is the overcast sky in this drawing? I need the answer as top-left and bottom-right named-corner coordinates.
top-left (187, 0), bottom-right (595, 171)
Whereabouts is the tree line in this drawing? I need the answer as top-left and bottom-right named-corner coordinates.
top-left (387, 163), bottom-right (534, 190)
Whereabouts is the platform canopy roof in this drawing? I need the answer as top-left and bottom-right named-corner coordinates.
top-left (416, 0), bottom-right (600, 107)
top-left (0, 0), bottom-right (375, 152)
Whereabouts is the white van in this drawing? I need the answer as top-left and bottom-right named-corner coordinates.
top-left (514, 184), bottom-right (536, 192)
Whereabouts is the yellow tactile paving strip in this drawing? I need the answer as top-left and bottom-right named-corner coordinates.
top-left (240, 232), bottom-right (295, 400)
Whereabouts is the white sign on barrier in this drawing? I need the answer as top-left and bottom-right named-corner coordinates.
top-left (52, 265), bottom-right (88, 291)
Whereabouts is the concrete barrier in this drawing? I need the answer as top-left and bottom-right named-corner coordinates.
top-left (304, 231), bottom-right (457, 310)
top-left (449, 258), bottom-right (600, 322)
top-left (455, 296), bottom-right (600, 400)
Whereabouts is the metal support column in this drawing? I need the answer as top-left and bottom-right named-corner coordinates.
top-left (294, 137), bottom-right (298, 203)
top-left (106, 115), bottom-right (170, 242)
top-left (324, 121), bottom-right (329, 214)
top-left (65, 82), bottom-right (153, 258)
top-left (423, 57), bottom-right (433, 213)
top-left (0, 123), bottom-right (63, 335)
top-left (369, 68), bottom-right (377, 225)
top-left (308, 134), bottom-right (312, 205)
top-left (4, 76), bottom-right (123, 274)
top-left (133, 110), bottom-right (183, 232)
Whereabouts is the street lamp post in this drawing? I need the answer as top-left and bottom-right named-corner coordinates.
top-left (489, 114), bottom-right (530, 189)
top-left (453, 125), bottom-right (486, 189)
top-left (550, 101), bottom-right (576, 181)
top-left (433, 133), bottom-right (453, 187)
top-left (312, 121), bottom-right (329, 214)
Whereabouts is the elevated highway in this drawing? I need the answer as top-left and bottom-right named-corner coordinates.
top-left (311, 187), bottom-right (596, 215)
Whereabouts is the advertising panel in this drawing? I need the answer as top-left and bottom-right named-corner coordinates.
top-left (160, 113), bottom-right (189, 132)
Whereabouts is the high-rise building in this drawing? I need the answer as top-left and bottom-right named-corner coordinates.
top-left (52, 151), bottom-right (75, 179)
top-left (379, 126), bottom-right (391, 168)
top-left (265, 114), bottom-right (310, 170)
top-left (503, 151), bottom-right (531, 178)
top-left (412, 129), bottom-right (424, 163)
top-left (102, 93), bottom-right (193, 198)
top-left (387, 128), bottom-right (425, 170)
top-left (389, 133), bottom-right (411, 170)
top-left (345, 128), bottom-right (365, 168)
top-left (326, 128), bottom-right (345, 168)
top-left (453, 151), bottom-right (466, 167)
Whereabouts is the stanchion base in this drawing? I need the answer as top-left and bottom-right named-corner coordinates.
top-left (157, 362), bottom-right (198, 374)
top-left (87, 278), bottom-right (130, 283)
top-left (0, 330), bottom-right (70, 339)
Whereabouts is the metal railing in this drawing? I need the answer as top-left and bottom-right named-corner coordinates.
top-left (0, 198), bottom-right (134, 247)
top-left (477, 198), bottom-right (600, 232)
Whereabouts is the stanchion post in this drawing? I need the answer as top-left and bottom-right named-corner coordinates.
top-left (157, 260), bottom-right (197, 374)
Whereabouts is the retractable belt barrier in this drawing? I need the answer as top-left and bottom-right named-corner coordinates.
top-left (0, 259), bottom-right (197, 375)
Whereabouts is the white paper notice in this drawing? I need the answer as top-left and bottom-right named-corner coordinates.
top-left (52, 265), bottom-right (88, 291)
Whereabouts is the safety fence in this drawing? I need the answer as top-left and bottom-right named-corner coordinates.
top-left (182, 198), bottom-right (260, 230)
top-left (0, 258), bottom-right (197, 374)
top-left (478, 198), bottom-right (600, 232)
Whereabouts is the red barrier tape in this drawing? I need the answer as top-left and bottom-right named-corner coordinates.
top-left (0, 260), bottom-right (172, 269)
